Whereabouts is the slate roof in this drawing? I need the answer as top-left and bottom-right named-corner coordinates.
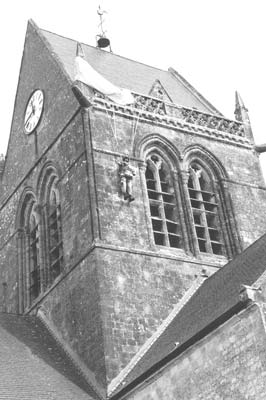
top-left (0, 313), bottom-right (99, 400)
top-left (37, 22), bottom-right (221, 115)
top-left (113, 233), bottom-right (266, 396)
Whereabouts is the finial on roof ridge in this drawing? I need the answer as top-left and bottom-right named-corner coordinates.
top-left (234, 91), bottom-right (250, 123)
top-left (76, 42), bottom-right (85, 58)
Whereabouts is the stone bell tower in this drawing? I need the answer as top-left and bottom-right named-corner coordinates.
top-left (0, 20), bottom-right (266, 398)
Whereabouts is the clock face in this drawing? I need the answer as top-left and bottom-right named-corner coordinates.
top-left (24, 90), bottom-right (44, 134)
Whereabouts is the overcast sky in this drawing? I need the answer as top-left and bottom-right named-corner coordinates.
top-left (1, 0), bottom-right (266, 177)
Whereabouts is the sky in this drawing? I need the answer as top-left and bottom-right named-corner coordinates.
top-left (1, 0), bottom-right (266, 177)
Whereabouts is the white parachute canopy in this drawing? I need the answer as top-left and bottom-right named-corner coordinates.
top-left (74, 55), bottom-right (135, 105)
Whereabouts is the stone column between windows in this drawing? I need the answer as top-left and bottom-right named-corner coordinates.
top-left (153, 160), bottom-right (170, 247)
top-left (17, 229), bottom-right (25, 314)
top-left (180, 169), bottom-right (199, 257)
top-left (219, 179), bottom-right (242, 256)
top-left (35, 204), bottom-right (46, 293)
top-left (42, 203), bottom-right (50, 287)
top-left (81, 108), bottom-right (101, 241)
top-left (139, 161), bottom-right (156, 249)
top-left (172, 169), bottom-right (190, 254)
top-left (25, 230), bottom-right (31, 310)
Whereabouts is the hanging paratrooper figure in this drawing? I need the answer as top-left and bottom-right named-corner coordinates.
top-left (117, 155), bottom-right (136, 202)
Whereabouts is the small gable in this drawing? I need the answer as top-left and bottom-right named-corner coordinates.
top-left (149, 80), bottom-right (173, 102)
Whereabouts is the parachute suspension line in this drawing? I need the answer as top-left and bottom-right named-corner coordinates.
top-left (104, 101), bottom-right (118, 151)
top-left (130, 104), bottom-right (142, 154)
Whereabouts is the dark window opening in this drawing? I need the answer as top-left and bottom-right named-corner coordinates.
top-left (154, 231), bottom-right (165, 246)
top-left (152, 219), bottom-right (163, 232)
top-left (198, 238), bottom-right (207, 252)
top-left (164, 205), bottom-right (176, 221)
top-left (169, 234), bottom-right (180, 248)
top-left (150, 204), bottom-right (160, 217)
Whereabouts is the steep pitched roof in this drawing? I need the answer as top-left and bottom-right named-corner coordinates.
top-left (0, 313), bottom-right (99, 399)
top-left (37, 23), bottom-right (221, 115)
top-left (113, 233), bottom-right (266, 396)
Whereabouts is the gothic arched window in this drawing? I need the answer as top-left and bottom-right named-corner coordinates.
top-left (28, 210), bottom-right (41, 302)
top-left (37, 166), bottom-right (63, 289)
top-left (46, 184), bottom-right (63, 285)
top-left (17, 193), bottom-right (41, 309)
top-left (188, 162), bottom-right (223, 255)
top-left (145, 153), bottom-right (183, 249)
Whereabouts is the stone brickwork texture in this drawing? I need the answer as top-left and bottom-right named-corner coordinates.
top-left (127, 305), bottom-right (266, 400)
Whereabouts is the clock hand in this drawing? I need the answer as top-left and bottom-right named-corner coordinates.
top-left (25, 109), bottom-right (34, 126)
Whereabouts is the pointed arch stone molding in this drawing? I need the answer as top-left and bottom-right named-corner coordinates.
top-left (16, 162), bottom-right (65, 313)
top-left (37, 161), bottom-right (64, 291)
top-left (37, 160), bottom-right (62, 200)
top-left (136, 134), bottom-right (190, 253)
top-left (16, 187), bottom-right (37, 230)
top-left (135, 138), bottom-right (241, 258)
top-left (182, 145), bottom-right (242, 257)
top-left (182, 144), bottom-right (228, 181)
top-left (134, 133), bottom-right (182, 166)
top-left (16, 188), bottom-right (39, 312)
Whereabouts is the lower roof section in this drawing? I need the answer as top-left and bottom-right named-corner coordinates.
top-left (0, 312), bottom-right (99, 400)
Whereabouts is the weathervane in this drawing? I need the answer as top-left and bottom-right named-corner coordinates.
top-left (96, 5), bottom-right (112, 51)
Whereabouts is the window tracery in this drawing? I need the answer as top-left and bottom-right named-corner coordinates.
top-left (141, 141), bottom-right (238, 258)
top-left (17, 166), bottom-right (64, 311)
top-left (187, 163), bottom-right (223, 255)
top-left (145, 153), bottom-right (182, 249)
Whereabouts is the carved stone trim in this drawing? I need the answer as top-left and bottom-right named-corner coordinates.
top-left (92, 91), bottom-right (249, 146)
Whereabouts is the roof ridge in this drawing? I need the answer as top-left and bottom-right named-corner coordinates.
top-left (113, 234), bottom-right (266, 397)
top-left (30, 20), bottom-right (72, 84)
top-left (108, 275), bottom-right (206, 396)
top-left (40, 28), bottom-right (173, 74)
top-left (205, 233), bottom-right (266, 285)
top-left (169, 67), bottom-right (223, 116)
top-left (37, 309), bottom-right (105, 400)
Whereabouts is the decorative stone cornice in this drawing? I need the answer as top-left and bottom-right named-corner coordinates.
top-left (92, 91), bottom-right (251, 147)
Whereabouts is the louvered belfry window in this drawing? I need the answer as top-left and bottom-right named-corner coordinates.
top-left (29, 212), bottom-right (41, 302)
top-left (188, 163), bottom-right (223, 255)
top-left (48, 189), bottom-right (63, 283)
top-left (145, 154), bottom-right (182, 248)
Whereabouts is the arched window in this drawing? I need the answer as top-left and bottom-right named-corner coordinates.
top-left (145, 153), bottom-right (183, 249)
top-left (17, 192), bottom-right (41, 309)
top-left (37, 165), bottom-right (63, 289)
top-left (47, 184), bottom-right (63, 284)
top-left (28, 210), bottom-right (41, 302)
top-left (188, 162), bottom-right (223, 255)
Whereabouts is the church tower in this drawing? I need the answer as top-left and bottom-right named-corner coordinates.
top-left (0, 20), bottom-right (266, 397)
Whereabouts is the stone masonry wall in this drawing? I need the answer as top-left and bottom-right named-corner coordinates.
top-left (127, 305), bottom-right (266, 400)
top-left (0, 112), bottom-right (93, 313)
top-left (96, 247), bottom-right (215, 383)
top-left (90, 108), bottom-right (266, 254)
top-left (40, 252), bottom-right (107, 389)
top-left (1, 21), bottom-right (79, 197)
top-left (88, 107), bottom-right (266, 382)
